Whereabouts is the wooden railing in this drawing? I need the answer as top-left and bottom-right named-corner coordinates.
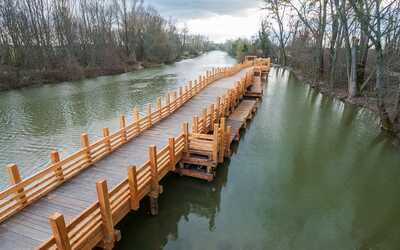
top-left (36, 59), bottom-right (271, 250)
top-left (0, 61), bottom-right (257, 224)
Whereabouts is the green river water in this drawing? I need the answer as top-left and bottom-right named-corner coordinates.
top-left (1, 52), bottom-right (400, 249)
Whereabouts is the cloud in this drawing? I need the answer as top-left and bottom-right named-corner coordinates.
top-left (148, 0), bottom-right (262, 19)
top-left (145, 0), bottom-right (265, 42)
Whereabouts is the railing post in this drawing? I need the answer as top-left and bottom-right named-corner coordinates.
top-left (147, 103), bottom-right (152, 128)
top-left (179, 87), bottom-right (183, 107)
top-left (127, 165), bottom-right (139, 210)
top-left (133, 106), bottom-right (140, 133)
top-left (216, 96), bottom-right (221, 122)
top-left (80, 133), bottom-right (91, 164)
top-left (148, 145), bottom-right (160, 215)
top-left (193, 115), bottom-right (199, 133)
top-left (194, 80), bottom-right (198, 94)
top-left (218, 118), bottom-right (226, 163)
top-left (209, 104), bottom-right (214, 131)
top-left (226, 126), bottom-right (231, 156)
top-left (103, 128), bottom-right (112, 153)
top-left (184, 85), bottom-right (188, 102)
top-left (198, 76), bottom-right (202, 91)
top-left (157, 96), bottom-right (162, 119)
top-left (182, 122), bottom-right (189, 155)
top-left (119, 114), bottom-right (127, 143)
top-left (168, 137), bottom-right (176, 171)
top-left (173, 91), bottom-right (177, 111)
top-left (50, 151), bottom-right (64, 182)
top-left (6, 164), bottom-right (27, 206)
top-left (49, 212), bottom-right (71, 250)
top-left (166, 93), bottom-right (171, 114)
top-left (96, 179), bottom-right (115, 249)
top-left (189, 81), bottom-right (192, 97)
top-left (202, 108), bottom-right (207, 133)
top-left (212, 124), bottom-right (219, 162)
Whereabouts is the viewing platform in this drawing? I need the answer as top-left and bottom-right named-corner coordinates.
top-left (0, 57), bottom-right (271, 249)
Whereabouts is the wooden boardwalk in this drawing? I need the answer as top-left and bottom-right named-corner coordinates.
top-left (0, 58), bottom-right (271, 249)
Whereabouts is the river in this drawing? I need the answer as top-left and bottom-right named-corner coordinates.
top-left (115, 67), bottom-right (400, 249)
top-left (0, 51), bottom-right (235, 189)
top-left (1, 52), bottom-right (400, 249)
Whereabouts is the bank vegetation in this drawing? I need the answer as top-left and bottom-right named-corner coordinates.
top-left (226, 0), bottom-right (400, 138)
top-left (0, 0), bottom-right (212, 90)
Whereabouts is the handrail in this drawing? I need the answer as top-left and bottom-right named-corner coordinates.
top-left (0, 59), bottom-right (270, 224)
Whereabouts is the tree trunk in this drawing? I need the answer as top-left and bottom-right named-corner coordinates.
top-left (349, 37), bottom-right (358, 98)
top-left (376, 48), bottom-right (393, 131)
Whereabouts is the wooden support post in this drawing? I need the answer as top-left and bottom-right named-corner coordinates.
top-left (173, 92), bottom-right (177, 111)
top-left (202, 108), bottom-right (207, 133)
top-left (147, 103), bottom-right (152, 128)
top-left (202, 75), bottom-right (206, 88)
top-left (184, 85), bottom-right (188, 102)
top-left (49, 213), bottom-right (71, 250)
top-left (198, 76), bottom-right (202, 91)
top-left (226, 126), bottom-right (231, 156)
top-left (80, 133), bottom-right (91, 164)
top-left (127, 165), bottom-right (139, 210)
top-left (235, 128), bottom-right (240, 141)
top-left (212, 124), bottom-right (219, 162)
top-left (209, 104), bottom-right (214, 131)
top-left (148, 145), bottom-right (159, 215)
top-left (119, 114), bottom-right (127, 143)
top-left (7, 164), bottom-right (27, 206)
top-left (182, 122), bottom-right (189, 155)
top-left (96, 179), bottom-right (115, 249)
top-left (50, 151), bottom-right (64, 182)
top-left (193, 115), bottom-right (199, 133)
top-left (133, 106), bottom-right (140, 133)
top-left (166, 93), bottom-right (171, 114)
top-left (216, 96), bottom-right (221, 122)
top-left (218, 118), bottom-right (226, 163)
top-left (157, 97), bottom-right (162, 119)
top-left (168, 137), bottom-right (176, 171)
top-left (189, 81), bottom-right (192, 97)
top-left (103, 128), bottom-right (112, 153)
top-left (179, 87), bottom-right (183, 107)
top-left (194, 80), bottom-right (198, 93)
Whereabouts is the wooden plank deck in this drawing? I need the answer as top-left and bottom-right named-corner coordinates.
top-left (226, 99), bottom-right (258, 144)
top-left (0, 67), bottom-right (253, 250)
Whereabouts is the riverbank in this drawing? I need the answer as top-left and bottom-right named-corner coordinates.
top-left (0, 53), bottom-right (203, 91)
top-left (291, 67), bottom-right (400, 141)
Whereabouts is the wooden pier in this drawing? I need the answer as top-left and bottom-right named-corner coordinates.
top-left (0, 57), bottom-right (271, 249)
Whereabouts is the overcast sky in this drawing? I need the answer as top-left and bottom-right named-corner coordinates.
top-left (147, 0), bottom-right (265, 43)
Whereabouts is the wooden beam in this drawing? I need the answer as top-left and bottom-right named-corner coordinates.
top-left (147, 103), bottom-right (152, 128)
top-left (102, 128), bottom-right (112, 153)
top-left (96, 179), bottom-right (115, 249)
top-left (182, 122), bottom-right (189, 155)
top-left (148, 145), bottom-right (160, 196)
top-left (48, 212), bottom-right (71, 250)
top-left (127, 165), bottom-right (139, 210)
top-left (80, 133), bottom-right (91, 164)
top-left (119, 114), bottom-right (127, 143)
top-left (168, 137), bottom-right (176, 171)
top-left (193, 115), bottom-right (199, 133)
top-left (6, 164), bottom-right (27, 206)
top-left (133, 106), bottom-right (140, 133)
top-left (50, 151), bottom-right (64, 182)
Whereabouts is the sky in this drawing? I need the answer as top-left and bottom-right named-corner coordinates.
top-left (147, 0), bottom-right (265, 43)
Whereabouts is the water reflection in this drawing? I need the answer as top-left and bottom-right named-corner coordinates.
top-left (115, 161), bottom-right (230, 250)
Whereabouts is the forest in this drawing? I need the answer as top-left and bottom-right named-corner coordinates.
top-left (0, 0), bottom-right (212, 90)
top-left (226, 0), bottom-right (400, 138)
